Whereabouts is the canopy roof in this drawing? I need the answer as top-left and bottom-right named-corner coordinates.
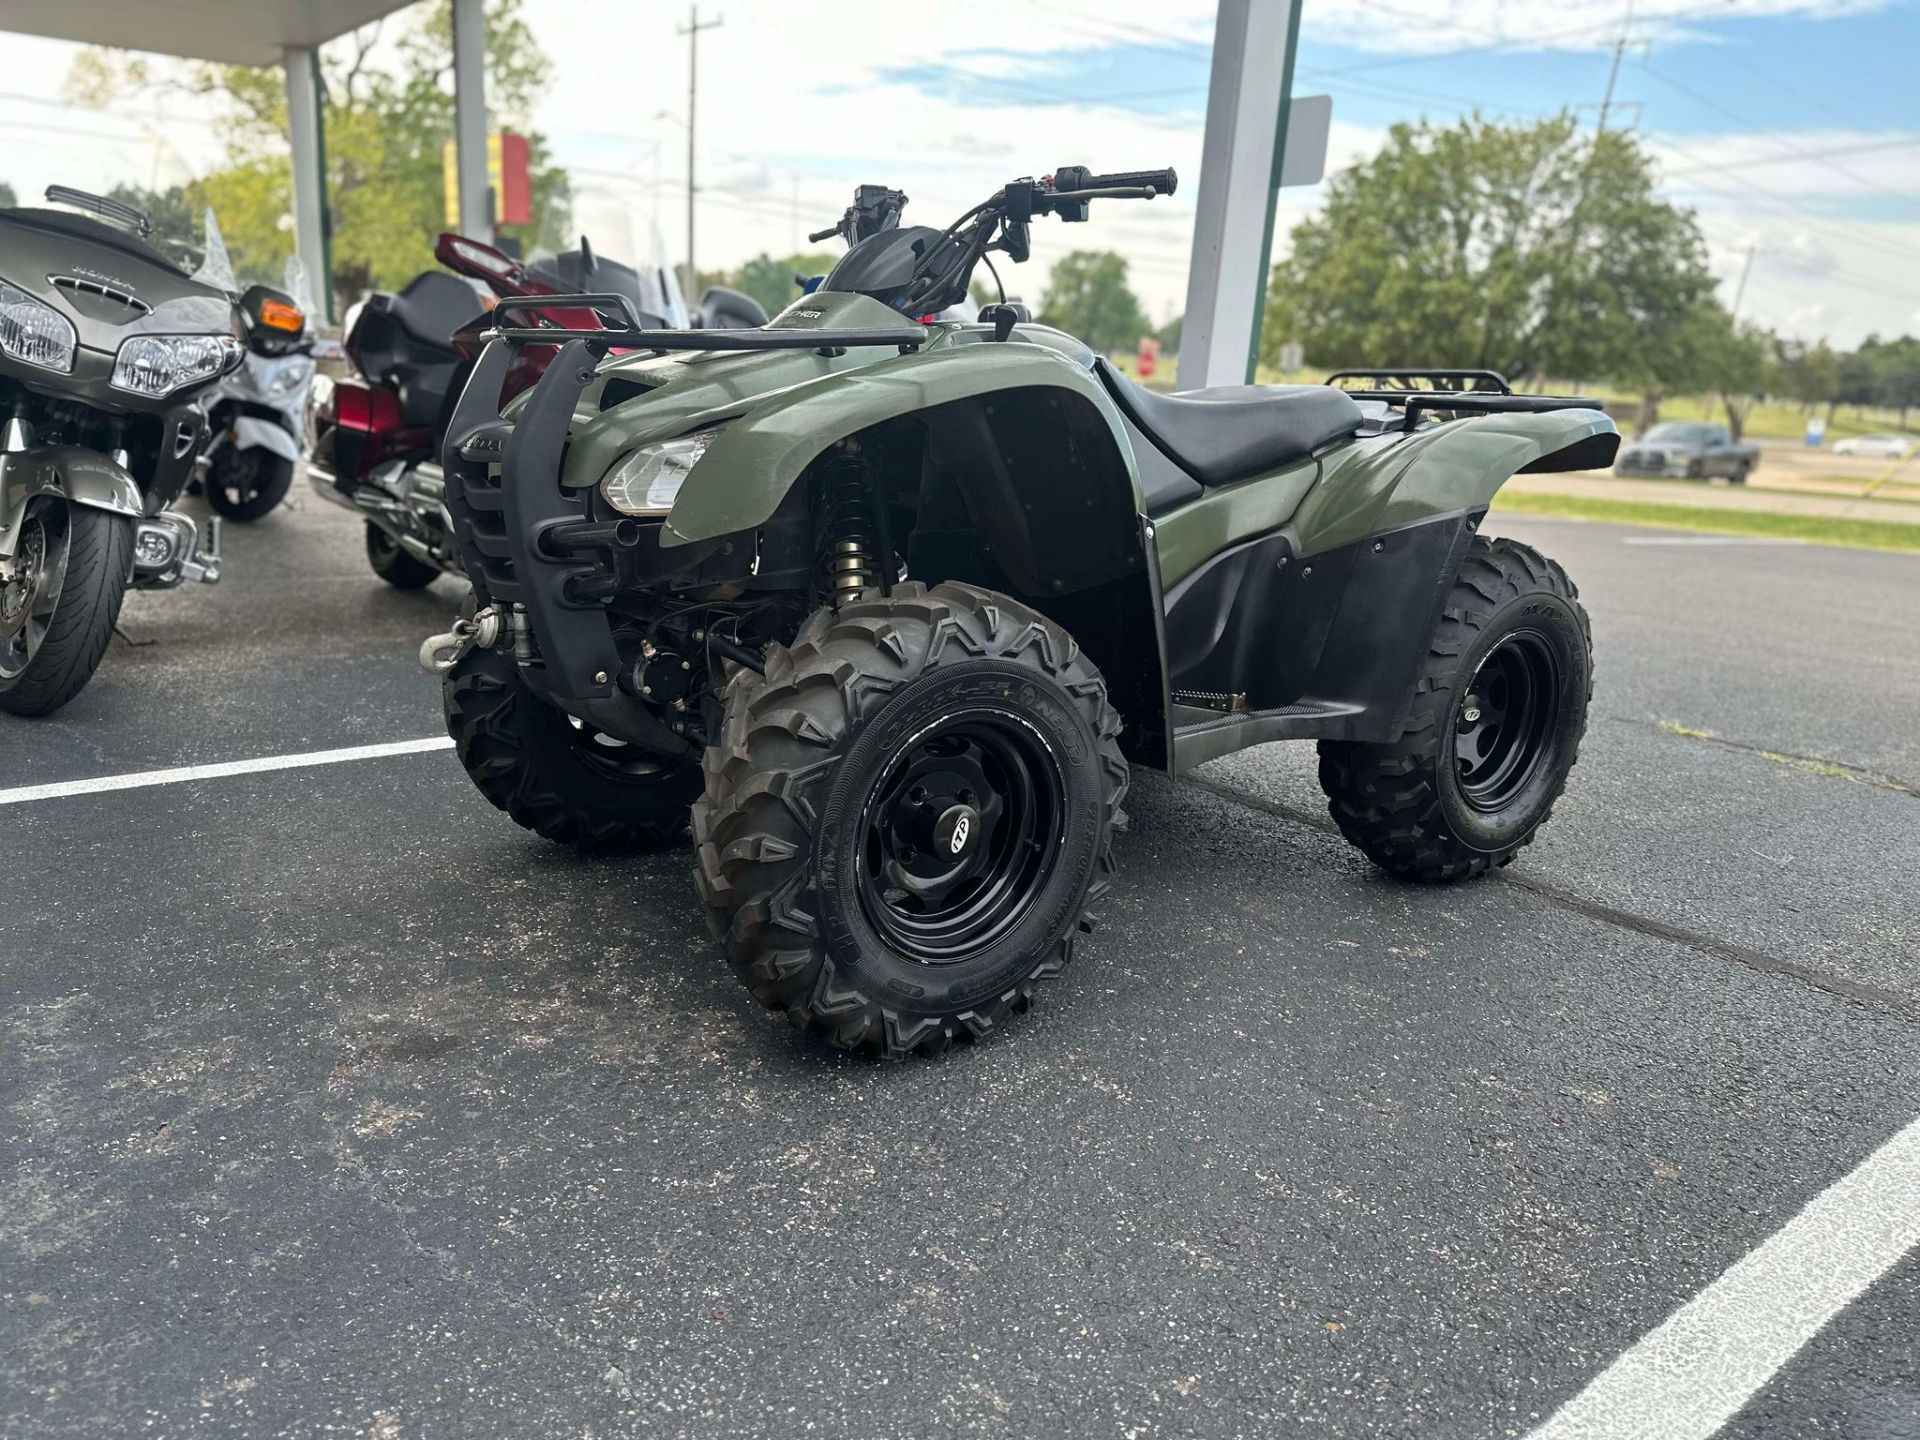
top-left (0, 0), bottom-right (420, 66)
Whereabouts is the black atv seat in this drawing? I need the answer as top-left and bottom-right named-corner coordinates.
top-left (1095, 358), bottom-right (1364, 487)
top-left (386, 270), bottom-right (486, 350)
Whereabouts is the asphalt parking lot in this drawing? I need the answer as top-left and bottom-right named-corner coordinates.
top-left (4, 487), bottom-right (1918, 1438)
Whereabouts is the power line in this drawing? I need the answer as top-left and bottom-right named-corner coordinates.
top-left (1640, 61), bottom-right (1919, 210)
top-left (1322, 1), bottom-right (1740, 76)
top-left (1660, 136), bottom-right (1920, 177)
top-left (1653, 135), bottom-right (1920, 265)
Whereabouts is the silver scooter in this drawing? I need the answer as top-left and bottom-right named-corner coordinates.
top-left (198, 284), bottom-right (314, 521)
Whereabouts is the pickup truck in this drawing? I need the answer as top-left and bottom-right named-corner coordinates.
top-left (1613, 421), bottom-right (1760, 483)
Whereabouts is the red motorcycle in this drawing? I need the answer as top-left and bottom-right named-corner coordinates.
top-left (309, 233), bottom-right (760, 588)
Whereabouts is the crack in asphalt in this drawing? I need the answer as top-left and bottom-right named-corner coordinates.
top-left (1611, 714), bottom-right (1920, 800)
top-left (317, 1099), bottom-right (633, 1389)
top-left (1182, 776), bottom-right (1920, 1028)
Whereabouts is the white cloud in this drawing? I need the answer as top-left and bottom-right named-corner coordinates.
top-left (1299, 0), bottom-right (1891, 56)
top-left (1, 0), bottom-right (1912, 343)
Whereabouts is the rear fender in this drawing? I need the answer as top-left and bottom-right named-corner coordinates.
top-left (1291, 406), bottom-right (1618, 560)
top-left (1156, 406), bottom-right (1617, 769)
top-left (0, 445), bottom-right (144, 557)
top-left (655, 343), bottom-right (1147, 546)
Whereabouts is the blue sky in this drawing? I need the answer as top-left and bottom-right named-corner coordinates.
top-left (858, 0), bottom-right (1918, 341)
top-left (4, 0), bottom-right (1913, 342)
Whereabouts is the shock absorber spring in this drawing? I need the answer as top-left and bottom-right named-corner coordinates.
top-left (819, 454), bottom-right (877, 605)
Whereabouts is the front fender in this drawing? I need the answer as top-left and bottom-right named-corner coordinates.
top-left (230, 414), bottom-right (304, 464)
top-left (1292, 406), bottom-right (1618, 558)
top-left (658, 342), bottom-right (1142, 546)
top-left (0, 445), bottom-right (144, 557)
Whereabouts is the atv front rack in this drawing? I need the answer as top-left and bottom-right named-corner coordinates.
top-left (486, 293), bottom-right (929, 354)
top-left (1326, 369), bottom-right (1604, 432)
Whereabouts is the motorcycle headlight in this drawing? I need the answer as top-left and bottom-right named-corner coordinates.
top-left (600, 430), bottom-right (722, 517)
top-left (265, 356), bottom-right (314, 398)
top-left (0, 279), bottom-right (77, 373)
top-left (111, 333), bottom-right (245, 398)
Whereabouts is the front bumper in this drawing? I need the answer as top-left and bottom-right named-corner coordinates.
top-left (441, 339), bottom-right (626, 700)
top-left (1614, 455), bottom-right (1696, 478)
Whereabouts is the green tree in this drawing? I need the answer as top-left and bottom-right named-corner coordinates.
top-left (1857, 335), bottom-right (1920, 427)
top-left (66, 0), bottom-right (570, 306)
top-left (1694, 311), bottom-right (1773, 441)
top-left (1039, 250), bottom-right (1148, 354)
top-left (0, 182), bottom-right (16, 209)
top-left (1771, 337), bottom-right (1839, 414)
top-left (726, 251), bottom-right (840, 317)
top-left (1156, 313), bottom-right (1183, 355)
top-left (1262, 114), bottom-right (1712, 384)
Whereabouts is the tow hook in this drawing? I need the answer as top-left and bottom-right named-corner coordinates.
top-left (419, 603), bottom-right (506, 674)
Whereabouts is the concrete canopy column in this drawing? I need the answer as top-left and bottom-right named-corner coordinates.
top-left (282, 44), bottom-right (331, 322)
top-left (1177, 0), bottom-right (1303, 390)
top-left (450, 0), bottom-right (490, 239)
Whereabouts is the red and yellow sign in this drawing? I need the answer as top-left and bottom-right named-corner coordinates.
top-left (441, 130), bottom-right (532, 230)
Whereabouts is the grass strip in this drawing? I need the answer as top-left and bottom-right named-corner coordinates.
top-left (1490, 490), bottom-right (1920, 554)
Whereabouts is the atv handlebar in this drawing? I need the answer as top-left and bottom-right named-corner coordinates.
top-left (1053, 166), bottom-right (1178, 197)
top-left (804, 164), bottom-right (1175, 318)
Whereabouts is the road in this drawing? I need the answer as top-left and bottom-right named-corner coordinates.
top-left (3, 492), bottom-right (1916, 1438)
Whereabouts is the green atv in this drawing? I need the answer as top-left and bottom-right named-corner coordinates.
top-left (423, 165), bottom-right (1619, 1058)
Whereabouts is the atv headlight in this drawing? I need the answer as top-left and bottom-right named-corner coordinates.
top-left (600, 430), bottom-right (721, 517)
top-left (0, 279), bottom-right (77, 373)
top-left (111, 333), bottom-right (245, 398)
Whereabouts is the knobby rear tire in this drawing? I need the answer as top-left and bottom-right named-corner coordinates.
top-left (1317, 535), bottom-right (1591, 882)
top-left (444, 644), bottom-right (700, 850)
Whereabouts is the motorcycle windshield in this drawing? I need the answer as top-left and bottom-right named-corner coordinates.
top-left (190, 208), bottom-right (237, 293)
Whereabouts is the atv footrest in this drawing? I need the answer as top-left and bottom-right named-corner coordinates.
top-left (1170, 700), bottom-right (1366, 772)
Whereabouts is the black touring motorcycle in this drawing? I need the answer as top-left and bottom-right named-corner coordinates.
top-left (424, 166), bottom-right (1617, 1058)
top-left (1, 188), bottom-right (237, 716)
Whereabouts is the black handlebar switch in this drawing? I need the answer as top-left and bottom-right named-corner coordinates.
top-left (1004, 178), bottom-right (1037, 224)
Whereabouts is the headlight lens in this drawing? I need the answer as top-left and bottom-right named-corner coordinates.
top-left (0, 280), bottom-right (77, 373)
top-left (600, 431), bottom-right (721, 516)
top-left (111, 333), bottom-right (245, 398)
top-left (265, 356), bottom-right (314, 398)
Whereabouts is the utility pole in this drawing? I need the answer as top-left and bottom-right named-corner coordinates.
top-left (1596, 0), bottom-right (1635, 133)
top-left (1729, 243), bottom-right (1759, 324)
top-left (677, 4), bottom-right (722, 297)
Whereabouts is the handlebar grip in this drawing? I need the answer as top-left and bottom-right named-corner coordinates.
top-left (1060, 167), bottom-right (1179, 196)
top-left (808, 224), bottom-right (841, 244)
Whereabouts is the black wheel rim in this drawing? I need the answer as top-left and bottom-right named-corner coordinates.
top-left (1454, 630), bottom-right (1561, 812)
top-left (0, 502), bottom-right (70, 681)
top-left (563, 714), bottom-right (679, 780)
top-left (855, 711), bottom-right (1064, 964)
top-left (213, 450), bottom-right (267, 507)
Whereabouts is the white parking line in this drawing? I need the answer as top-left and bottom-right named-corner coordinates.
top-left (1529, 1112), bottom-right (1920, 1440)
top-left (0, 737), bottom-right (454, 807)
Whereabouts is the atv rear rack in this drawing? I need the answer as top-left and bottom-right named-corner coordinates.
top-left (1325, 369), bottom-right (1604, 432)
top-left (485, 293), bottom-right (929, 355)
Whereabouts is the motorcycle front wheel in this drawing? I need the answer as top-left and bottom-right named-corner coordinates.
top-left (205, 446), bottom-right (296, 522)
top-left (0, 497), bottom-right (132, 717)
